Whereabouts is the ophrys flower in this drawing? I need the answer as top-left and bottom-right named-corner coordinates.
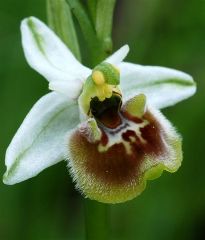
top-left (3, 17), bottom-right (196, 203)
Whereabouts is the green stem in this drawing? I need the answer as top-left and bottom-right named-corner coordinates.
top-left (69, 1), bottom-right (117, 239)
top-left (46, 0), bottom-right (81, 60)
top-left (46, 1), bottom-right (117, 239)
top-left (84, 199), bottom-right (110, 240)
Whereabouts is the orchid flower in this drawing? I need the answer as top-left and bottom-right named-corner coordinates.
top-left (3, 17), bottom-right (196, 204)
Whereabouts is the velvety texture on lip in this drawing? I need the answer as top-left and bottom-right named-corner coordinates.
top-left (68, 94), bottom-right (181, 203)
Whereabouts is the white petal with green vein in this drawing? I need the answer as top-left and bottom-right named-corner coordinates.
top-left (3, 92), bottom-right (79, 185)
top-left (21, 16), bottom-right (91, 83)
top-left (119, 62), bottom-right (196, 109)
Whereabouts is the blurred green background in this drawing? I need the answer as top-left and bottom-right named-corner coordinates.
top-left (0, 0), bottom-right (204, 239)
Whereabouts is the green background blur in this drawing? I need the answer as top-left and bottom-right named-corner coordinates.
top-left (0, 0), bottom-right (205, 239)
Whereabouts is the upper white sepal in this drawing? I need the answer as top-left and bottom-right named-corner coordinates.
top-left (21, 16), bottom-right (91, 92)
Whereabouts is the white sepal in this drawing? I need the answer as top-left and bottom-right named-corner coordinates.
top-left (119, 62), bottom-right (196, 109)
top-left (21, 16), bottom-right (91, 83)
top-left (3, 92), bottom-right (80, 185)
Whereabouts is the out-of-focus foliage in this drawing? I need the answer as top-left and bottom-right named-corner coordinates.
top-left (0, 0), bottom-right (204, 239)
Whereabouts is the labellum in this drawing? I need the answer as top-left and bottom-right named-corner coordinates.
top-left (68, 91), bottom-right (182, 203)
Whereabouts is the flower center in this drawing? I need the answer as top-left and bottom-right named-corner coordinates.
top-left (78, 62), bottom-right (121, 118)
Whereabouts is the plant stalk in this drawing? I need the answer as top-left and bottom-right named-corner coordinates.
top-left (46, 1), bottom-right (116, 239)
top-left (84, 199), bottom-right (110, 240)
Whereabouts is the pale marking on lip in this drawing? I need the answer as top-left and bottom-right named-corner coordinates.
top-left (98, 114), bottom-right (148, 155)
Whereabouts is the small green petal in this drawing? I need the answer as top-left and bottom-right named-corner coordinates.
top-left (123, 94), bottom-right (146, 118)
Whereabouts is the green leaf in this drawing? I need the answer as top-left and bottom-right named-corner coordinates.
top-left (87, 0), bottom-right (98, 24)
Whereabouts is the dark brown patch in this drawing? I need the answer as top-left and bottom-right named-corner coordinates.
top-left (122, 130), bottom-right (137, 141)
top-left (101, 131), bottom-right (108, 146)
top-left (97, 106), bottom-right (122, 129)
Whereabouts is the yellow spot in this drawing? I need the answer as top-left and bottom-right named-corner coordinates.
top-left (92, 70), bottom-right (105, 85)
top-left (95, 84), bottom-right (113, 102)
